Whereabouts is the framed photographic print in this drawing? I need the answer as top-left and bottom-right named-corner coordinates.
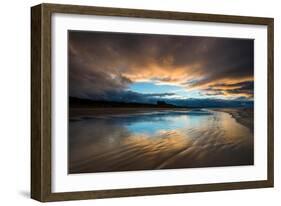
top-left (31, 3), bottom-right (274, 202)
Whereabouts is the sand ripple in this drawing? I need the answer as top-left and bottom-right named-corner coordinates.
top-left (69, 109), bottom-right (253, 173)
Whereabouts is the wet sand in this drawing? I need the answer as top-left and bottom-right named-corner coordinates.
top-left (69, 107), bottom-right (191, 119)
top-left (69, 107), bottom-right (253, 130)
top-left (214, 108), bottom-right (253, 132)
top-left (68, 108), bottom-right (254, 174)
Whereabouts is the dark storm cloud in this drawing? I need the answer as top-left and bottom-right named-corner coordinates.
top-left (68, 30), bottom-right (254, 100)
top-left (84, 90), bottom-right (175, 103)
top-left (188, 39), bottom-right (254, 87)
top-left (226, 81), bottom-right (254, 97)
top-left (204, 81), bottom-right (254, 98)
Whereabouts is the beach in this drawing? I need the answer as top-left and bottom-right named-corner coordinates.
top-left (68, 107), bottom-right (254, 173)
top-left (69, 107), bottom-right (253, 131)
top-left (214, 108), bottom-right (253, 132)
top-left (69, 107), bottom-right (191, 118)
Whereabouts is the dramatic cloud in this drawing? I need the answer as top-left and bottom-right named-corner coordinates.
top-left (68, 31), bottom-right (254, 101)
top-left (203, 81), bottom-right (254, 99)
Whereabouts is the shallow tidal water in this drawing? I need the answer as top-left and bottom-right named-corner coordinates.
top-left (69, 109), bottom-right (253, 174)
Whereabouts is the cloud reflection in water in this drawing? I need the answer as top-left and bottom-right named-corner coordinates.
top-left (69, 110), bottom-right (253, 173)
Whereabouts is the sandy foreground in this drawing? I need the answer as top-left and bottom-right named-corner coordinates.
top-left (68, 107), bottom-right (254, 173)
top-left (214, 108), bottom-right (253, 132)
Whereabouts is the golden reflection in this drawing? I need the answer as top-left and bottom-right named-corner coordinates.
top-left (69, 109), bottom-right (254, 173)
top-left (123, 130), bottom-right (191, 152)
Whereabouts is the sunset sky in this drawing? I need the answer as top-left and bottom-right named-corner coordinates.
top-left (68, 31), bottom-right (254, 104)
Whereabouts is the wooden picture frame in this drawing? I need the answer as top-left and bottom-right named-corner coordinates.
top-left (31, 3), bottom-right (274, 202)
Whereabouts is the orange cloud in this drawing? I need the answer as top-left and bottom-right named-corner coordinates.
top-left (122, 62), bottom-right (203, 85)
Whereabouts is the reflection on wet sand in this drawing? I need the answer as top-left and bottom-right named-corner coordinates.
top-left (69, 109), bottom-right (253, 173)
